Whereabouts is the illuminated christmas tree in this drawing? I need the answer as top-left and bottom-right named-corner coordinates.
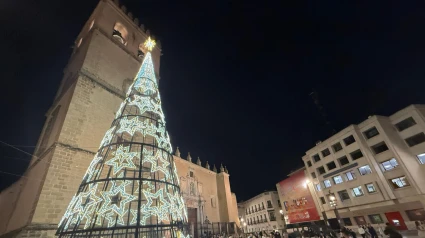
top-left (57, 37), bottom-right (188, 238)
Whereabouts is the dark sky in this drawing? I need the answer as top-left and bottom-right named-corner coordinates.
top-left (2, 0), bottom-right (425, 201)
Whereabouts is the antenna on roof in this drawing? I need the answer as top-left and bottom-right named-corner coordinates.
top-left (310, 89), bottom-right (337, 136)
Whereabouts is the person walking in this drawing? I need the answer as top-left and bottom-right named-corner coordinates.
top-left (367, 224), bottom-right (378, 238)
top-left (358, 226), bottom-right (366, 238)
top-left (383, 223), bottom-right (402, 238)
top-left (415, 221), bottom-right (425, 238)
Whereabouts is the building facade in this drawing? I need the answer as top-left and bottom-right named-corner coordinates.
top-left (276, 168), bottom-right (322, 229)
top-left (238, 191), bottom-right (285, 234)
top-left (303, 104), bottom-right (425, 230)
top-left (0, 1), bottom-right (238, 237)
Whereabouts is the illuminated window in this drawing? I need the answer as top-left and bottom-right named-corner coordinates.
top-left (417, 153), bottom-right (425, 164)
top-left (380, 158), bottom-right (398, 171)
top-left (351, 186), bottom-right (364, 197)
top-left (315, 184), bottom-right (321, 191)
top-left (113, 22), bottom-right (128, 45)
top-left (365, 183), bottom-right (376, 193)
top-left (358, 165), bottom-right (372, 176)
top-left (345, 171), bottom-right (356, 181)
top-left (333, 175), bottom-right (343, 184)
top-left (332, 142), bottom-right (343, 152)
top-left (405, 133), bottom-right (425, 147)
top-left (323, 179), bottom-right (332, 188)
top-left (389, 176), bottom-right (410, 189)
top-left (395, 117), bottom-right (416, 131)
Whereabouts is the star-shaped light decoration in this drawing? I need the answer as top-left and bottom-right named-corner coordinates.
top-left (127, 95), bottom-right (165, 122)
top-left (116, 117), bottom-right (143, 136)
top-left (141, 188), bottom-right (171, 223)
top-left (99, 126), bottom-right (116, 148)
top-left (99, 180), bottom-right (137, 227)
top-left (142, 148), bottom-right (170, 179)
top-left (105, 145), bottom-right (138, 175)
top-left (143, 37), bottom-right (156, 51)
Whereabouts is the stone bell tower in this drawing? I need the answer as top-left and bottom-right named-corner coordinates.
top-left (0, 0), bottom-right (161, 237)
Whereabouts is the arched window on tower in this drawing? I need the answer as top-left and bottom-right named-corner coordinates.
top-left (138, 43), bottom-right (145, 58)
top-left (113, 22), bottom-right (128, 45)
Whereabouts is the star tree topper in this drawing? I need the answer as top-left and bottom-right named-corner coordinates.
top-left (144, 37), bottom-right (156, 51)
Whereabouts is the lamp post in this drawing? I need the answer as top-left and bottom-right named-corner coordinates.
top-left (328, 191), bottom-right (344, 228)
top-left (279, 209), bottom-right (287, 235)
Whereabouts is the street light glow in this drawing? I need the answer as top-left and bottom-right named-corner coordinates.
top-left (279, 209), bottom-right (283, 214)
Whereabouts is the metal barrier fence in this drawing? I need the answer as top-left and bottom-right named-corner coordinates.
top-left (188, 222), bottom-right (239, 238)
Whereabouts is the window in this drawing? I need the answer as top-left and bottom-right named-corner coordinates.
top-left (405, 133), bottom-right (425, 147)
top-left (269, 212), bottom-right (276, 221)
top-left (138, 43), bottom-right (145, 58)
top-left (345, 171), bottom-right (356, 181)
top-left (322, 148), bottom-right (331, 157)
top-left (327, 161), bottom-right (337, 170)
top-left (380, 158), bottom-right (398, 171)
top-left (112, 22), bottom-right (128, 45)
top-left (389, 176), bottom-right (410, 189)
top-left (211, 197), bottom-right (216, 207)
top-left (343, 218), bottom-right (352, 226)
top-left (354, 216), bottom-right (367, 225)
top-left (395, 117), bottom-right (416, 131)
top-left (406, 209), bottom-right (425, 221)
top-left (190, 171), bottom-right (194, 177)
top-left (307, 161), bottom-right (312, 167)
top-left (333, 175), bottom-right (343, 184)
top-left (315, 184), bottom-right (321, 191)
top-left (267, 200), bottom-right (272, 208)
top-left (372, 142), bottom-right (389, 154)
top-left (350, 150), bottom-right (363, 160)
top-left (338, 156), bottom-right (350, 166)
top-left (320, 197), bottom-right (326, 204)
top-left (311, 172), bottom-right (317, 179)
top-left (358, 165), bottom-right (372, 175)
top-left (368, 214), bottom-right (384, 224)
top-left (317, 166), bottom-right (326, 175)
top-left (365, 183), bottom-right (376, 193)
top-left (364, 127), bottom-right (379, 139)
top-left (278, 200), bottom-right (281, 207)
top-left (343, 135), bottom-right (356, 146)
top-left (417, 153), bottom-right (425, 165)
top-left (312, 154), bottom-right (321, 162)
top-left (332, 142), bottom-right (343, 152)
top-left (323, 179), bottom-right (332, 188)
top-left (338, 190), bottom-right (350, 201)
top-left (352, 186), bottom-right (364, 197)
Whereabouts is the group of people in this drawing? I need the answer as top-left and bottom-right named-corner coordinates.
top-left (341, 222), bottom-right (404, 238)
top-left (246, 231), bottom-right (283, 238)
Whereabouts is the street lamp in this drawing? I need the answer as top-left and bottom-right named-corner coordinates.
top-left (279, 209), bottom-right (287, 234)
top-left (328, 191), bottom-right (344, 227)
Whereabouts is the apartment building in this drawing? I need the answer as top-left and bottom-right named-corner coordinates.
top-left (238, 191), bottom-right (285, 233)
top-left (302, 104), bottom-right (425, 230)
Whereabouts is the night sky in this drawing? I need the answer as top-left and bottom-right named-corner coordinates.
top-left (2, 0), bottom-right (425, 201)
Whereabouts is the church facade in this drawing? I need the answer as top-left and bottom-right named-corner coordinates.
top-left (0, 0), bottom-right (238, 237)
